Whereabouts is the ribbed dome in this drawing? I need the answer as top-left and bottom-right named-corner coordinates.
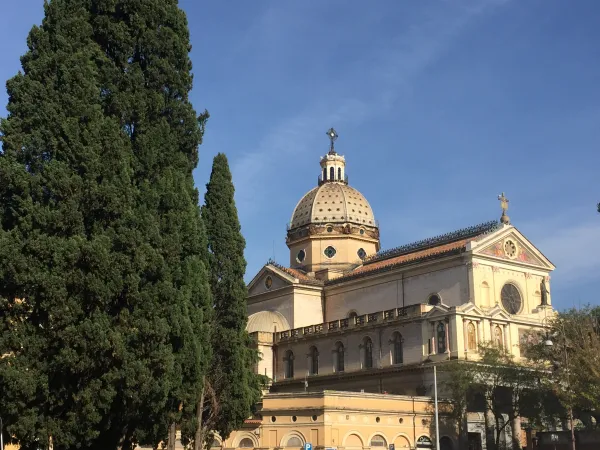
top-left (246, 311), bottom-right (290, 333)
top-left (289, 182), bottom-right (376, 230)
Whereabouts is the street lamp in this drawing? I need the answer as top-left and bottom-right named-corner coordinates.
top-left (545, 325), bottom-right (576, 450)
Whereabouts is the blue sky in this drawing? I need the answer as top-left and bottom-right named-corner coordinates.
top-left (1, 0), bottom-right (599, 310)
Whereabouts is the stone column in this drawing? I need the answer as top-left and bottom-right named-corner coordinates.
top-left (477, 319), bottom-right (483, 343)
top-left (463, 318), bottom-right (468, 354)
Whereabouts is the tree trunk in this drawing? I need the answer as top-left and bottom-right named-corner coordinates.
top-left (194, 377), bottom-right (207, 450)
top-left (167, 422), bottom-right (177, 450)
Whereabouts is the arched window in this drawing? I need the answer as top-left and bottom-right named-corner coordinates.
top-left (363, 337), bottom-right (373, 369)
top-left (329, 166), bottom-right (335, 181)
top-left (370, 435), bottom-right (387, 447)
top-left (494, 326), bottom-right (504, 348)
top-left (392, 332), bottom-right (403, 364)
top-left (309, 346), bottom-right (319, 375)
top-left (437, 322), bottom-right (447, 354)
top-left (337, 167), bottom-right (342, 180)
top-left (239, 438), bottom-right (254, 448)
top-left (323, 167), bottom-right (327, 181)
top-left (348, 311), bottom-right (358, 324)
top-left (467, 322), bottom-right (477, 351)
top-left (285, 436), bottom-right (304, 447)
top-left (284, 350), bottom-right (294, 378)
top-left (335, 342), bottom-right (345, 372)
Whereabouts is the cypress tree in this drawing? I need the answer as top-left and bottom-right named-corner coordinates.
top-left (0, 1), bottom-right (211, 449)
top-left (201, 154), bottom-right (262, 444)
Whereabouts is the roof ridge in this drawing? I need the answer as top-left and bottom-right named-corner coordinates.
top-left (266, 259), bottom-right (324, 286)
top-left (364, 220), bottom-right (501, 264)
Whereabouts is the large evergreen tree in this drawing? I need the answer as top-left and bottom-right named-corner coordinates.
top-left (0, 1), bottom-right (210, 449)
top-left (200, 154), bottom-right (262, 445)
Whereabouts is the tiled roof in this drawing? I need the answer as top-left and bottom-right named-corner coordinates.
top-left (365, 220), bottom-right (500, 263)
top-left (267, 260), bottom-right (324, 286)
top-left (327, 220), bottom-right (501, 285)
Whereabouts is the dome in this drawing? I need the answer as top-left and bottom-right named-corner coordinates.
top-left (289, 182), bottom-right (376, 230)
top-left (246, 310), bottom-right (290, 333)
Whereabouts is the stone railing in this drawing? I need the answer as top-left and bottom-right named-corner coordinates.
top-left (276, 304), bottom-right (426, 342)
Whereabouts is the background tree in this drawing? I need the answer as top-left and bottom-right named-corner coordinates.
top-left (523, 307), bottom-right (600, 428)
top-left (198, 153), bottom-right (262, 448)
top-left (0, 1), bottom-right (210, 449)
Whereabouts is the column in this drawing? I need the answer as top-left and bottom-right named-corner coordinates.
top-left (477, 320), bottom-right (483, 343)
top-left (463, 318), bottom-right (468, 353)
top-left (503, 324), bottom-right (509, 351)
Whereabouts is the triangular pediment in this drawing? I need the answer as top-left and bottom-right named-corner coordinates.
top-left (487, 305), bottom-right (512, 320)
top-left (247, 265), bottom-right (296, 297)
top-left (425, 304), bottom-right (451, 319)
top-left (457, 303), bottom-right (486, 317)
top-left (471, 226), bottom-right (555, 270)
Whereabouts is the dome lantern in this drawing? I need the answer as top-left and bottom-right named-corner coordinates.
top-left (286, 129), bottom-right (380, 274)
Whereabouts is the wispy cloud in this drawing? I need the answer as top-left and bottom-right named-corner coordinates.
top-left (231, 0), bottom-right (510, 219)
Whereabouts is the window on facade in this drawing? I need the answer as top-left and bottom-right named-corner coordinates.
top-left (286, 436), bottom-right (304, 447)
top-left (335, 342), bottom-right (345, 372)
top-left (467, 322), bottom-right (477, 351)
top-left (494, 326), bottom-right (504, 348)
top-left (370, 435), bottom-right (387, 447)
top-left (364, 337), bottom-right (373, 369)
top-left (323, 167), bottom-right (327, 181)
top-left (428, 294), bottom-right (441, 306)
top-left (309, 346), bottom-right (319, 375)
top-left (284, 350), bottom-right (294, 379)
top-left (348, 311), bottom-right (358, 324)
top-left (330, 167), bottom-right (335, 181)
top-left (239, 438), bottom-right (254, 448)
top-left (392, 332), bottom-right (404, 364)
top-left (337, 167), bottom-right (342, 180)
top-left (437, 322), bottom-right (447, 353)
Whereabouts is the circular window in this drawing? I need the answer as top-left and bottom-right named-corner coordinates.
top-left (359, 228), bottom-right (365, 235)
top-left (296, 249), bottom-right (306, 263)
top-left (292, 416), bottom-right (297, 422)
top-left (504, 240), bottom-right (518, 258)
top-left (311, 415), bottom-right (318, 422)
top-left (399, 417), bottom-right (404, 424)
top-left (375, 416), bottom-right (381, 423)
top-left (428, 294), bottom-right (441, 306)
top-left (327, 226), bottom-right (333, 232)
top-left (265, 276), bottom-right (273, 290)
top-left (357, 248), bottom-right (367, 260)
top-left (501, 283), bottom-right (522, 314)
top-left (324, 246), bottom-right (336, 258)
top-left (270, 416), bottom-right (277, 423)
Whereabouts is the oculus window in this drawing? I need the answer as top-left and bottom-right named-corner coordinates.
top-left (501, 283), bottom-right (522, 314)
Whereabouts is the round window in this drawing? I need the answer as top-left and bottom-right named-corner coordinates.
top-left (501, 283), bottom-right (522, 314)
top-left (327, 226), bottom-right (333, 233)
top-left (504, 240), bottom-right (518, 258)
top-left (265, 276), bottom-right (273, 290)
top-left (324, 246), bottom-right (336, 258)
top-left (357, 248), bottom-right (367, 260)
top-left (428, 294), bottom-right (441, 306)
top-left (359, 228), bottom-right (365, 235)
top-left (296, 249), bottom-right (306, 263)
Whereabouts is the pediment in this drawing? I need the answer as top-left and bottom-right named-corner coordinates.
top-left (457, 303), bottom-right (486, 317)
top-left (247, 265), bottom-right (295, 297)
top-left (425, 304), bottom-right (451, 319)
top-left (487, 305), bottom-right (512, 320)
top-left (471, 226), bottom-right (555, 270)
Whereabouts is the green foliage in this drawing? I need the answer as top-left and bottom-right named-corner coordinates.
top-left (0, 1), bottom-right (210, 449)
top-left (442, 343), bottom-right (556, 450)
top-left (523, 307), bottom-right (600, 427)
top-left (200, 154), bottom-right (262, 441)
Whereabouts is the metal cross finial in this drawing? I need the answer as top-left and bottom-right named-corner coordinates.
top-left (498, 192), bottom-right (510, 224)
top-left (326, 127), bottom-right (338, 154)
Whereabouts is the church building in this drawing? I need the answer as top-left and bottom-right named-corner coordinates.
top-left (217, 129), bottom-right (555, 450)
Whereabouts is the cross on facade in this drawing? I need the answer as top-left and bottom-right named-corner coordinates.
top-left (498, 192), bottom-right (510, 224)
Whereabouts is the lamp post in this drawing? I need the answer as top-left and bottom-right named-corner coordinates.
top-left (1, 415), bottom-right (3, 450)
top-left (544, 321), bottom-right (576, 450)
